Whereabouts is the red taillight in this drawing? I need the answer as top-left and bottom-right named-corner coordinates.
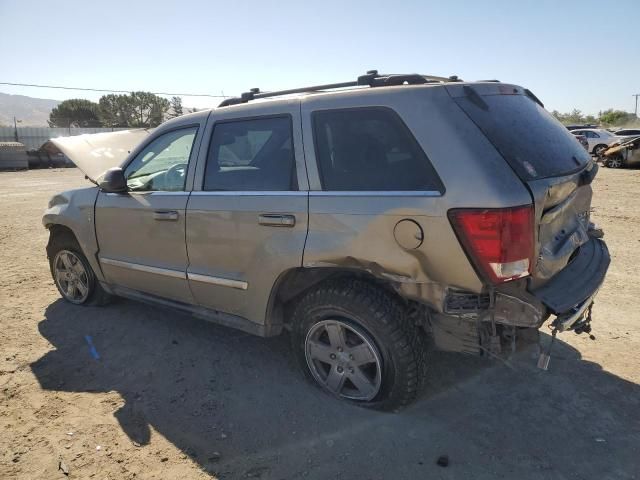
top-left (448, 205), bottom-right (534, 284)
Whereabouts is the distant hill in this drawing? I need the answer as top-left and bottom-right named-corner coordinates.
top-left (0, 92), bottom-right (60, 127)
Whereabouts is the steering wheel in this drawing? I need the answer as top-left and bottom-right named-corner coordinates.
top-left (164, 163), bottom-right (187, 189)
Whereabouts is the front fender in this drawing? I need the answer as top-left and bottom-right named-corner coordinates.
top-left (43, 186), bottom-right (104, 281)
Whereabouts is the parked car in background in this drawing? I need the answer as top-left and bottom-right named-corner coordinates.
top-left (573, 134), bottom-right (589, 151)
top-left (613, 128), bottom-right (640, 138)
top-left (601, 136), bottom-right (640, 168)
top-left (566, 124), bottom-right (598, 131)
top-left (42, 71), bottom-right (610, 410)
top-left (571, 128), bottom-right (621, 156)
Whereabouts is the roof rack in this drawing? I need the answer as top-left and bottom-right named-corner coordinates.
top-left (217, 69), bottom-right (462, 107)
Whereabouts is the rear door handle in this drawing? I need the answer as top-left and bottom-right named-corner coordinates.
top-left (258, 214), bottom-right (296, 227)
top-left (153, 210), bottom-right (179, 221)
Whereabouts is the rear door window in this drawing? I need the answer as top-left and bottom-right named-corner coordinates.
top-left (204, 116), bottom-right (296, 191)
top-left (312, 107), bottom-right (443, 192)
top-left (452, 90), bottom-right (591, 180)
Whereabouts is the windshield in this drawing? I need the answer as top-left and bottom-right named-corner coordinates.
top-left (452, 90), bottom-right (591, 180)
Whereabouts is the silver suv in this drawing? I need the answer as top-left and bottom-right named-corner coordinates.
top-left (44, 70), bottom-right (610, 410)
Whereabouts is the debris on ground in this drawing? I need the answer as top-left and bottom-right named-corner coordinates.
top-left (58, 458), bottom-right (69, 476)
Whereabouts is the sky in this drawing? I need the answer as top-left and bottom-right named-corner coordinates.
top-left (0, 0), bottom-right (639, 114)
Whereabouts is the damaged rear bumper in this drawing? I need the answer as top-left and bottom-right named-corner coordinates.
top-left (530, 237), bottom-right (610, 329)
top-left (431, 237), bottom-right (609, 354)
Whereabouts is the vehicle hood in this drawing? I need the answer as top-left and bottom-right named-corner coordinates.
top-left (50, 129), bottom-right (152, 181)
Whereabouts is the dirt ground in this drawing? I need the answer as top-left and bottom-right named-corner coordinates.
top-left (0, 167), bottom-right (638, 480)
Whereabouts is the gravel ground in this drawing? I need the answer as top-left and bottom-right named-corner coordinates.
top-left (1, 167), bottom-right (639, 480)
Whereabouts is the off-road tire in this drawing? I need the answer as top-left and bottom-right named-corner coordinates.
top-left (47, 235), bottom-right (111, 306)
top-left (290, 278), bottom-right (428, 411)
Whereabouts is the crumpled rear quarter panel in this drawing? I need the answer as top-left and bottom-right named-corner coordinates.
top-left (300, 86), bottom-right (534, 311)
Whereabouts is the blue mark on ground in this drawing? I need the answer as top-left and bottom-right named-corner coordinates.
top-left (84, 335), bottom-right (100, 360)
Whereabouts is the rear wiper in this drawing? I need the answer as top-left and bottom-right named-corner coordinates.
top-left (524, 88), bottom-right (544, 108)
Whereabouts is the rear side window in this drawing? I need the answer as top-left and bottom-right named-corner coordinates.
top-left (204, 116), bottom-right (296, 191)
top-left (312, 108), bottom-right (443, 191)
top-left (453, 92), bottom-right (591, 180)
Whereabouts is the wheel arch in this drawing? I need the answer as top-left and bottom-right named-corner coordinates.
top-left (45, 222), bottom-right (106, 283)
top-left (46, 224), bottom-right (79, 253)
top-left (265, 267), bottom-right (404, 331)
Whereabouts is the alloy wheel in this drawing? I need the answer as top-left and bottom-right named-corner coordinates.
top-left (305, 319), bottom-right (383, 401)
top-left (53, 250), bottom-right (90, 304)
top-left (607, 157), bottom-right (622, 168)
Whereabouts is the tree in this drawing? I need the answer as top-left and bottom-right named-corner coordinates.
top-left (98, 92), bottom-right (170, 128)
top-left (552, 109), bottom-right (585, 124)
top-left (48, 99), bottom-right (102, 127)
top-left (169, 96), bottom-right (183, 118)
top-left (98, 94), bottom-right (135, 127)
top-left (552, 108), bottom-right (639, 127)
top-left (598, 109), bottom-right (635, 127)
top-left (129, 91), bottom-right (166, 127)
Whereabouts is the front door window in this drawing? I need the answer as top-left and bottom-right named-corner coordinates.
top-left (124, 127), bottom-right (198, 192)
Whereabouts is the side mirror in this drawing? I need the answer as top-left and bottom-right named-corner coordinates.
top-left (98, 167), bottom-right (128, 193)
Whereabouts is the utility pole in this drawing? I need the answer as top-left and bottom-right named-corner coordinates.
top-left (13, 116), bottom-right (21, 142)
top-left (634, 94), bottom-right (640, 118)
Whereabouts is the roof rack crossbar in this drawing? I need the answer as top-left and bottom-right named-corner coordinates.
top-left (217, 69), bottom-right (461, 107)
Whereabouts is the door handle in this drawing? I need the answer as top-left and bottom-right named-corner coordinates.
top-left (153, 210), bottom-right (179, 221)
top-left (258, 214), bottom-right (296, 227)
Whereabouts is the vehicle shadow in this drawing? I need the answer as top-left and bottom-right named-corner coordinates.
top-left (31, 299), bottom-right (640, 479)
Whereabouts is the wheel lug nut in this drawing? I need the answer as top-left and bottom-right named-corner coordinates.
top-left (337, 366), bottom-right (344, 373)
top-left (337, 347), bottom-right (343, 352)
top-left (349, 354), bottom-right (354, 360)
top-left (349, 367), bottom-right (354, 374)
top-left (330, 353), bottom-right (336, 360)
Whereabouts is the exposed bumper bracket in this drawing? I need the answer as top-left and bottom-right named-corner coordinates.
top-left (552, 290), bottom-right (598, 332)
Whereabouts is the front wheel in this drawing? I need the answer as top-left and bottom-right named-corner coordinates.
top-left (49, 239), bottom-right (110, 306)
top-left (290, 279), bottom-right (428, 411)
top-left (605, 155), bottom-right (623, 168)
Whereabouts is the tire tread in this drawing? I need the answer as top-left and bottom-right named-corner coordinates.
top-left (291, 278), bottom-right (428, 411)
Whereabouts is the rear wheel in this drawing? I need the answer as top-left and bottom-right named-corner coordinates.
top-left (290, 279), bottom-right (428, 411)
top-left (48, 236), bottom-right (110, 306)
